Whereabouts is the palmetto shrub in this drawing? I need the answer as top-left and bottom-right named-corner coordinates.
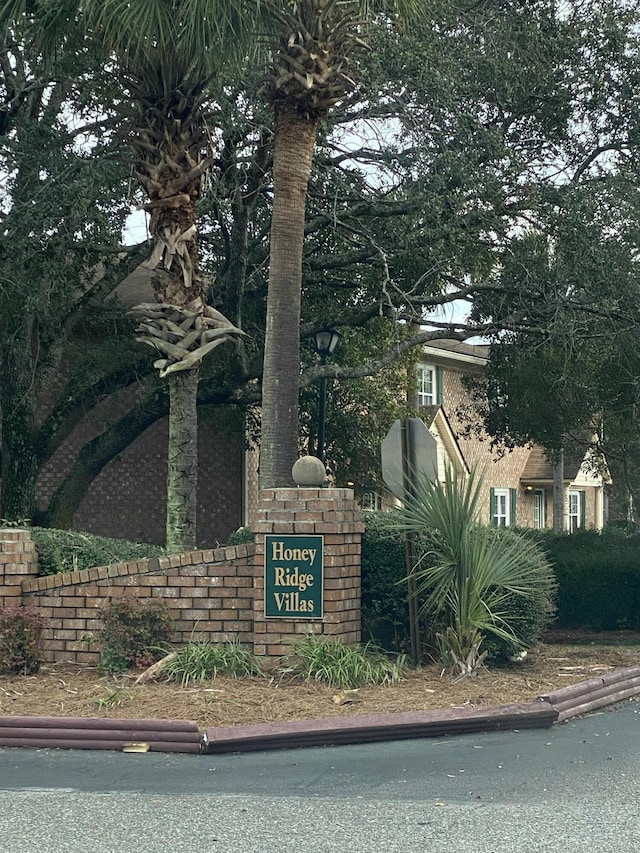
top-left (395, 468), bottom-right (556, 678)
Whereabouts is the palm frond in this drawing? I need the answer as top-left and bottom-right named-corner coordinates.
top-left (395, 466), bottom-right (555, 675)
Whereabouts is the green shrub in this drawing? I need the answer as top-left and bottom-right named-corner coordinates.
top-left (282, 634), bottom-right (407, 688)
top-left (540, 529), bottom-right (640, 630)
top-left (360, 511), bottom-right (419, 653)
top-left (0, 606), bottom-right (47, 674)
top-left (226, 526), bottom-right (255, 546)
top-left (32, 528), bottom-right (165, 576)
top-left (393, 469), bottom-right (557, 676)
top-left (163, 639), bottom-right (263, 686)
top-left (361, 508), bottom-right (556, 666)
top-left (98, 599), bottom-right (174, 673)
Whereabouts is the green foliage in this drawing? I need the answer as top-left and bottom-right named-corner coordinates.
top-left (360, 510), bottom-right (414, 652)
top-left (162, 639), bottom-right (263, 686)
top-left (32, 528), bottom-right (165, 576)
top-left (226, 526), bottom-right (255, 546)
top-left (539, 529), bottom-right (640, 631)
top-left (396, 469), bottom-right (557, 677)
top-left (98, 599), bottom-right (174, 673)
top-left (0, 606), bottom-right (47, 675)
top-left (282, 634), bottom-right (407, 689)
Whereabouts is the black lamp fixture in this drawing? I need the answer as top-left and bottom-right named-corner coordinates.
top-left (314, 328), bottom-right (341, 462)
top-left (314, 328), bottom-right (342, 360)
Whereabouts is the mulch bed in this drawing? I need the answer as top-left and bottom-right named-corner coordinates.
top-left (1, 641), bottom-right (639, 730)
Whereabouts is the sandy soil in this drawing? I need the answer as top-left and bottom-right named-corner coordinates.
top-left (1, 639), bottom-right (639, 729)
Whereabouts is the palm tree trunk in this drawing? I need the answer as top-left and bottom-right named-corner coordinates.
top-left (260, 109), bottom-right (319, 489)
top-left (166, 368), bottom-right (200, 552)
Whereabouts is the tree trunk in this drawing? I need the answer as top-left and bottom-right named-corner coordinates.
top-left (260, 109), bottom-right (319, 490)
top-left (166, 368), bottom-right (200, 552)
top-left (552, 448), bottom-right (566, 534)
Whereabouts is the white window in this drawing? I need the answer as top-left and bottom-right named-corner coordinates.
top-left (361, 491), bottom-right (382, 511)
top-left (533, 489), bottom-right (546, 530)
top-left (417, 365), bottom-right (443, 407)
top-left (417, 366), bottom-right (435, 406)
top-left (492, 488), bottom-right (510, 527)
top-left (568, 490), bottom-right (585, 532)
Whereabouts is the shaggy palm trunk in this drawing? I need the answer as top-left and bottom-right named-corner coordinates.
top-left (166, 368), bottom-right (200, 552)
top-left (260, 109), bottom-right (319, 489)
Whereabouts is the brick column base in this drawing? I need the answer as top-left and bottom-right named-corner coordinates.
top-left (252, 488), bottom-right (364, 657)
top-left (0, 529), bottom-right (39, 608)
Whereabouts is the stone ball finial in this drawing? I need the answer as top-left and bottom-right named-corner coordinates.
top-left (292, 455), bottom-right (326, 487)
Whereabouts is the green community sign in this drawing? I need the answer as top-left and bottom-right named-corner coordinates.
top-left (264, 535), bottom-right (324, 618)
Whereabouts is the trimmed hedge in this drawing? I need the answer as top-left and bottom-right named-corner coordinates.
top-left (539, 528), bottom-right (640, 631)
top-left (361, 513), bottom-right (556, 660)
top-left (360, 511), bottom-right (416, 653)
top-left (31, 527), bottom-right (165, 576)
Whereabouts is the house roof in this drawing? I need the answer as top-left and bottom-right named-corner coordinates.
top-left (422, 338), bottom-right (490, 367)
top-left (420, 405), bottom-right (470, 478)
top-left (521, 444), bottom-right (611, 486)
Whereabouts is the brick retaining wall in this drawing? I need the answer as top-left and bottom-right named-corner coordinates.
top-left (0, 487), bottom-right (363, 662)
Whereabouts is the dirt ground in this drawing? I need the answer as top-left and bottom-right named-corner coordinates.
top-left (1, 634), bottom-right (639, 730)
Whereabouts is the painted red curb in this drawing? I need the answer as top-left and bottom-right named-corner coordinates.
top-left (1, 665), bottom-right (639, 753)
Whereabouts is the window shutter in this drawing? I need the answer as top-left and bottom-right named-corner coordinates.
top-left (436, 366), bottom-right (444, 404)
top-left (490, 487), bottom-right (497, 526)
top-left (580, 490), bottom-right (586, 528)
top-left (510, 488), bottom-right (518, 526)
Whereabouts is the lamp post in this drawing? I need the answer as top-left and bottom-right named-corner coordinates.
top-left (314, 328), bottom-right (341, 462)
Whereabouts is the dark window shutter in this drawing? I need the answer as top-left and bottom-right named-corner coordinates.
top-left (490, 487), bottom-right (497, 526)
top-left (580, 490), bottom-right (586, 528)
top-left (436, 366), bottom-right (444, 405)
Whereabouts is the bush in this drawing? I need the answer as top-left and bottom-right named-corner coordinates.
top-left (226, 526), bottom-right (255, 546)
top-left (98, 599), bottom-right (174, 673)
top-left (360, 511), bottom-right (418, 653)
top-left (361, 507), bottom-right (556, 666)
top-left (163, 639), bottom-right (263, 686)
top-left (0, 607), bottom-right (47, 674)
top-left (32, 528), bottom-right (165, 576)
top-left (539, 529), bottom-right (640, 630)
top-left (282, 634), bottom-right (407, 688)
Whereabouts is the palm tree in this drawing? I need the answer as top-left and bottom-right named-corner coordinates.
top-left (396, 468), bottom-right (556, 679)
top-left (259, 0), bottom-right (421, 488)
top-left (1, 0), bottom-right (255, 550)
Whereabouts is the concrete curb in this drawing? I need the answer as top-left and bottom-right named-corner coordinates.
top-left (1, 665), bottom-right (639, 754)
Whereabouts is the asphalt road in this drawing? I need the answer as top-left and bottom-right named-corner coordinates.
top-left (1, 702), bottom-right (639, 853)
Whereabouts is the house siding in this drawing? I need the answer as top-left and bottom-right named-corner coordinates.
top-left (422, 344), bottom-right (604, 531)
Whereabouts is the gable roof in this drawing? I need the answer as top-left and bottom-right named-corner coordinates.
top-left (521, 444), bottom-right (611, 486)
top-left (420, 405), bottom-right (470, 479)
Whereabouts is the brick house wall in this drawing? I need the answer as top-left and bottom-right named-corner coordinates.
top-left (419, 341), bottom-right (605, 531)
top-left (36, 403), bottom-right (244, 548)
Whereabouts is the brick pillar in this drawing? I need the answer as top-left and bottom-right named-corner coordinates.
top-left (0, 529), bottom-right (39, 608)
top-left (252, 488), bottom-right (364, 656)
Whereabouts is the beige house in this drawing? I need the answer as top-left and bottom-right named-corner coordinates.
top-left (377, 340), bottom-right (609, 531)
